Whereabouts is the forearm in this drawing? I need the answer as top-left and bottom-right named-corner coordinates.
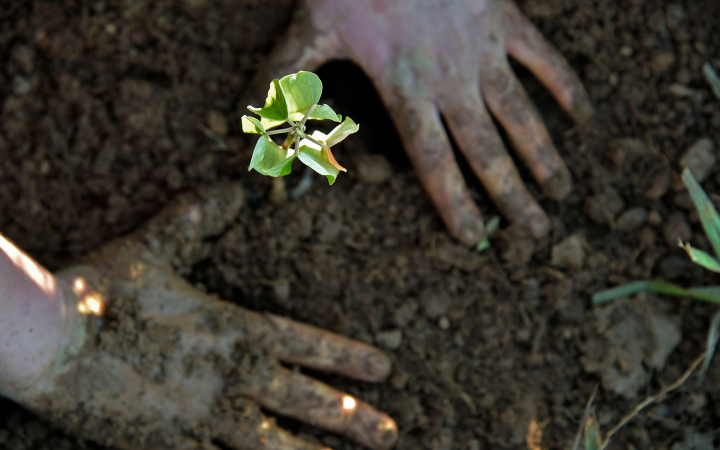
top-left (0, 233), bottom-right (68, 401)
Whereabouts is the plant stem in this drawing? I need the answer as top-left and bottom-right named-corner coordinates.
top-left (303, 134), bottom-right (327, 149)
top-left (300, 104), bottom-right (318, 126)
top-left (265, 127), bottom-right (293, 136)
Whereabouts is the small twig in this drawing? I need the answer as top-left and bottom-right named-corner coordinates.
top-left (600, 352), bottom-right (705, 449)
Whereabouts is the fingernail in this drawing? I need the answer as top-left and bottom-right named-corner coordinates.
top-left (542, 168), bottom-right (572, 201)
top-left (456, 217), bottom-right (484, 247)
top-left (370, 416), bottom-right (398, 450)
top-left (365, 351), bottom-right (392, 381)
top-left (349, 408), bottom-right (398, 450)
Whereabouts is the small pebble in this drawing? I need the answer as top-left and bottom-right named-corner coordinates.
top-left (551, 234), bottom-right (585, 270)
top-left (638, 227), bottom-right (657, 248)
top-left (438, 316), bottom-right (450, 330)
top-left (420, 287), bottom-right (449, 319)
top-left (680, 137), bottom-right (716, 182)
top-left (376, 330), bottom-right (403, 350)
top-left (468, 439), bottom-right (482, 450)
top-left (645, 171), bottom-right (670, 200)
top-left (650, 51), bottom-right (675, 73)
top-left (207, 110), bottom-right (229, 137)
top-left (585, 189), bottom-right (625, 226)
top-left (647, 211), bottom-right (662, 225)
top-left (669, 83), bottom-right (694, 97)
top-left (616, 207), bottom-right (647, 231)
top-left (355, 154), bottom-right (392, 184)
top-left (620, 45), bottom-right (634, 56)
top-left (659, 255), bottom-right (689, 280)
top-left (390, 371), bottom-right (409, 390)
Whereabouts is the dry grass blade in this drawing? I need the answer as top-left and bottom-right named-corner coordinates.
top-left (600, 352), bottom-right (705, 448)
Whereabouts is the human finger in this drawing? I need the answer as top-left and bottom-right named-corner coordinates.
top-left (481, 60), bottom-right (573, 202)
top-left (504, 8), bottom-right (593, 124)
top-left (240, 366), bottom-right (398, 450)
top-left (439, 85), bottom-right (551, 238)
top-left (381, 97), bottom-right (485, 245)
top-left (266, 314), bottom-right (391, 382)
top-left (220, 412), bottom-right (331, 450)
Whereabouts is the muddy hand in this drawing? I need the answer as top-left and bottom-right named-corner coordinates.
top-left (248, 0), bottom-right (593, 245)
top-left (14, 183), bottom-right (398, 450)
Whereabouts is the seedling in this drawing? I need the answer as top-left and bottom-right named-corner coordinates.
top-left (583, 167), bottom-right (720, 448)
top-left (241, 71), bottom-right (359, 185)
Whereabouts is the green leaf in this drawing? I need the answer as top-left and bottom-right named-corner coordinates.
top-left (279, 71), bottom-right (323, 120)
top-left (593, 280), bottom-right (720, 305)
top-left (247, 79), bottom-right (289, 130)
top-left (583, 416), bottom-right (603, 450)
top-left (308, 104), bottom-right (341, 122)
top-left (298, 138), bottom-right (340, 185)
top-left (699, 309), bottom-right (720, 385)
top-left (679, 241), bottom-right (720, 273)
top-left (241, 115), bottom-right (265, 134)
top-left (325, 116), bottom-right (360, 147)
top-left (683, 167), bottom-right (720, 259)
top-left (248, 135), bottom-right (295, 177)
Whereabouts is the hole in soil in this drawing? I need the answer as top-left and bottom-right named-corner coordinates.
top-left (315, 61), bottom-right (409, 168)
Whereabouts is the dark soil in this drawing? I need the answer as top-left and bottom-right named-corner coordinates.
top-left (2, 0), bottom-right (720, 449)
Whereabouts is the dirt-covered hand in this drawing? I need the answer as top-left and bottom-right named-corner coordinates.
top-left (249, 0), bottom-right (593, 245)
top-left (15, 184), bottom-right (398, 450)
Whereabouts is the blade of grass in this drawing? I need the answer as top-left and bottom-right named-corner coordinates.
top-left (679, 241), bottom-right (720, 273)
top-left (704, 62), bottom-right (720, 101)
top-left (584, 416), bottom-right (603, 450)
top-left (682, 167), bottom-right (720, 260)
top-left (571, 385), bottom-right (598, 450)
top-left (592, 280), bottom-right (720, 304)
top-left (698, 309), bottom-right (720, 385)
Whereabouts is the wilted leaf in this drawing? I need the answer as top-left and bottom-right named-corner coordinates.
top-left (325, 147), bottom-right (346, 172)
top-left (248, 135), bottom-right (295, 177)
top-left (326, 116), bottom-right (360, 147)
top-left (247, 79), bottom-right (289, 130)
top-left (683, 167), bottom-right (720, 260)
top-left (279, 71), bottom-right (323, 121)
top-left (241, 115), bottom-right (265, 134)
top-left (679, 241), bottom-right (720, 273)
top-left (308, 103), bottom-right (341, 122)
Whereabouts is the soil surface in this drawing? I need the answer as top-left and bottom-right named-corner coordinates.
top-left (2, 0), bottom-right (720, 449)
